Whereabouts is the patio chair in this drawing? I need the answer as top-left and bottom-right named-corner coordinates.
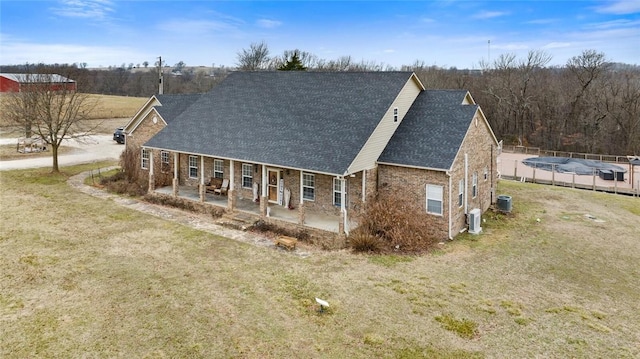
top-left (205, 177), bottom-right (223, 194)
top-left (214, 179), bottom-right (229, 195)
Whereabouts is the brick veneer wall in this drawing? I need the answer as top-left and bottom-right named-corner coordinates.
top-left (377, 164), bottom-right (450, 240)
top-left (448, 114), bottom-right (497, 235)
top-left (126, 110), bottom-right (173, 187)
top-left (167, 157), bottom-right (367, 217)
top-left (377, 112), bottom-right (498, 240)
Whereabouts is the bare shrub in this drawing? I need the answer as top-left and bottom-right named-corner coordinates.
top-left (350, 192), bottom-right (438, 253)
top-left (349, 231), bottom-right (382, 253)
top-left (250, 220), bottom-right (310, 241)
top-left (143, 194), bottom-right (224, 218)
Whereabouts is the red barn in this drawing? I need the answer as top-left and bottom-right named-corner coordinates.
top-left (0, 73), bottom-right (77, 92)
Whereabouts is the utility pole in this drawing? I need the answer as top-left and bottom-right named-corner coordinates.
top-left (158, 56), bottom-right (164, 94)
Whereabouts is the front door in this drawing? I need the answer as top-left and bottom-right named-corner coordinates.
top-left (267, 169), bottom-right (280, 204)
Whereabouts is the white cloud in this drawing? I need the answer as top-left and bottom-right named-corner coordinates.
top-left (525, 18), bottom-right (557, 25)
top-left (256, 19), bottom-right (282, 29)
top-left (542, 42), bottom-right (572, 49)
top-left (0, 39), bottom-right (149, 67)
top-left (51, 0), bottom-right (115, 19)
top-left (157, 19), bottom-right (237, 35)
top-left (595, 0), bottom-right (640, 15)
top-left (586, 19), bottom-right (640, 30)
top-left (472, 10), bottom-right (509, 20)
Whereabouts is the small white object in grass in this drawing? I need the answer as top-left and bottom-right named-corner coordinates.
top-left (315, 297), bottom-right (329, 308)
top-left (536, 218), bottom-right (541, 222)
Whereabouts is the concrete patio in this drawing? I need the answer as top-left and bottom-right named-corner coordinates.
top-left (154, 185), bottom-right (343, 233)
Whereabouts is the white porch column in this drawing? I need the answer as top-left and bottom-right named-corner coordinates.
top-left (298, 171), bottom-right (305, 224)
top-left (229, 160), bottom-right (235, 191)
top-left (172, 152), bottom-right (179, 196)
top-left (339, 177), bottom-right (347, 235)
top-left (260, 165), bottom-right (268, 217)
top-left (148, 150), bottom-right (155, 192)
top-left (199, 156), bottom-right (205, 202)
top-left (227, 160), bottom-right (236, 210)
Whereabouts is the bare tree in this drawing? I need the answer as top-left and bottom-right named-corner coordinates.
top-left (3, 73), bottom-right (98, 172)
top-left (603, 71), bottom-right (640, 154)
top-left (482, 50), bottom-right (551, 146)
top-left (563, 50), bottom-right (610, 151)
top-left (236, 41), bottom-right (271, 70)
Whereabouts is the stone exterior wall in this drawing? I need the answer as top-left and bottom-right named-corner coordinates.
top-left (377, 164), bottom-right (450, 240)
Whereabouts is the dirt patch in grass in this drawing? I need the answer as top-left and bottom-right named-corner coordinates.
top-left (1, 170), bottom-right (639, 358)
top-left (0, 144), bottom-right (77, 161)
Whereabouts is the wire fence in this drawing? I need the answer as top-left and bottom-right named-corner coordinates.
top-left (499, 148), bottom-right (640, 197)
top-left (502, 145), bottom-right (633, 164)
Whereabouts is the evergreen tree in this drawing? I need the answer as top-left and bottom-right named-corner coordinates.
top-left (278, 51), bottom-right (307, 71)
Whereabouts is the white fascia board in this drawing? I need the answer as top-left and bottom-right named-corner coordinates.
top-left (377, 161), bottom-right (449, 173)
top-left (141, 145), bottom-right (342, 177)
top-left (124, 95), bottom-right (163, 133)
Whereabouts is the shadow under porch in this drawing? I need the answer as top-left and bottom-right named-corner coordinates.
top-left (153, 185), bottom-right (343, 233)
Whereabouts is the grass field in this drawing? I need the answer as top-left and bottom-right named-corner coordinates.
top-left (1, 164), bottom-right (639, 358)
top-left (0, 93), bottom-right (146, 138)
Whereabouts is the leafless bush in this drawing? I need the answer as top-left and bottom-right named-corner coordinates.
top-left (250, 220), bottom-right (310, 241)
top-left (143, 194), bottom-right (224, 218)
top-left (350, 192), bottom-right (439, 253)
top-left (349, 231), bottom-right (382, 253)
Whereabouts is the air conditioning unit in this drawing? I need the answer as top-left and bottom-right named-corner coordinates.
top-left (468, 208), bottom-right (482, 234)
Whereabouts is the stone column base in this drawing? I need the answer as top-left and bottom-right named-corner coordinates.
top-left (260, 196), bottom-right (268, 217)
top-left (227, 189), bottom-right (236, 210)
top-left (199, 184), bottom-right (205, 202)
top-left (339, 210), bottom-right (345, 235)
top-left (148, 173), bottom-right (155, 193)
top-left (298, 202), bottom-right (305, 225)
top-left (172, 178), bottom-right (179, 196)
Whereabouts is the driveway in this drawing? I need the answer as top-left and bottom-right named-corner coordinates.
top-left (0, 135), bottom-right (124, 171)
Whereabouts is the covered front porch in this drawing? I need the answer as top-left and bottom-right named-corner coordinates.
top-left (154, 185), bottom-right (344, 233)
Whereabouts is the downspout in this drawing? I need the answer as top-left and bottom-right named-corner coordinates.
top-left (490, 144), bottom-right (494, 203)
top-left (362, 170), bottom-right (366, 203)
top-left (447, 171), bottom-right (453, 240)
top-left (464, 153), bottom-right (469, 215)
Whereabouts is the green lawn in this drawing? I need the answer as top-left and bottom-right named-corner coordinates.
top-left (1, 165), bottom-right (639, 358)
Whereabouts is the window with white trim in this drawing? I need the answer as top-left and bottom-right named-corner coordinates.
top-left (393, 107), bottom-right (399, 122)
top-left (141, 148), bottom-right (149, 169)
top-left (333, 178), bottom-right (343, 206)
top-left (213, 159), bottom-right (224, 179)
top-left (472, 172), bottom-right (478, 198)
top-left (161, 151), bottom-right (169, 164)
top-left (189, 156), bottom-right (198, 178)
top-left (426, 184), bottom-right (443, 215)
top-left (302, 173), bottom-right (315, 201)
top-left (458, 179), bottom-right (464, 207)
top-left (242, 164), bottom-right (253, 188)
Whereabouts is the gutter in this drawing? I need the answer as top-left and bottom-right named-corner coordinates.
top-left (447, 170), bottom-right (453, 240)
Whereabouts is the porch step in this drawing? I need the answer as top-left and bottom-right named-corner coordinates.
top-left (218, 211), bottom-right (258, 231)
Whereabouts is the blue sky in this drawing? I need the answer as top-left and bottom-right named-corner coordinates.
top-left (1, 0), bottom-right (638, 69)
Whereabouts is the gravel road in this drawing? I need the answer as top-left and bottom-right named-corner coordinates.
top-left (0, 135), bottom-right (124, 171)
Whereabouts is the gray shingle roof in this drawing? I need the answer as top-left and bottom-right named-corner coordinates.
top-left (154, 94), bottom-right (202, 124)
top-left (145, 71), bottom-right (414, 175)
top-left (378, 90), bottom-right (478, 171)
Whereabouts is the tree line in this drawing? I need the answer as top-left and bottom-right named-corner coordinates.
top-left (2, 44), bottom-right (638, 156)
